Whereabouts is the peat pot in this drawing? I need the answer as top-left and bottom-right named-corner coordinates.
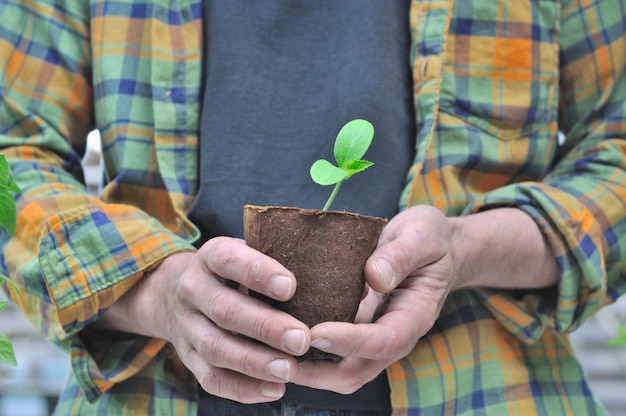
top-left (243, 205), bottom-right (387, 361)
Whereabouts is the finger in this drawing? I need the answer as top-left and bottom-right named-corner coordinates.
top-left (366, 216), bottom-right (446, 293)
top-left (177, 310), bottom-right (299, 383)
top-left (199, 237), bottom-right (297, 301)
top-left (178, 274), bottom-right (310, 356)
top-left (353, 288), bottom-right (385, 324)
top-left (361, 283), bottom-right (370, 300)
top-left (310, 289), bottom-right (430, 361)
top-left (184, 343), bottom-right (287, 403)
top-left (292, 356), bottom-right (385, 395)
top-left (365, 239), bottom-right (417, 293)
top-left (308, 320), bottom-right (411, 361)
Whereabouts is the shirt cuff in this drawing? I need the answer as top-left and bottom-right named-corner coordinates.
top-left (37, 203), bottom-right (197, 399)
top-left (462, 182), bottom-right (607, 343)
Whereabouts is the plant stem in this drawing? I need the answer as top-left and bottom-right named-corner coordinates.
top-left (322, 180), bottom-right (343, 211)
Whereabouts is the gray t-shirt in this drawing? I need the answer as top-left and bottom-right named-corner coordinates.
top-left (189, 1), bottom-right (414, 411)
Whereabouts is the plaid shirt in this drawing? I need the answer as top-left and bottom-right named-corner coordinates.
top-left (1, 0), bottom-right (625, 414)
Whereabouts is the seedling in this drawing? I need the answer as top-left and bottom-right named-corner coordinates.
top-left (310, 119), bottom-right (374, 211)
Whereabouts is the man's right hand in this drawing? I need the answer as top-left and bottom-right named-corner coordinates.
top-left (93, 237), bottom-right (311, 403)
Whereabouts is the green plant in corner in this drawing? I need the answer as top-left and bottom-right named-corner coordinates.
top-left (608, 323), bottom-right (626, 347)
top-left (0, 154), bottom-right (20, 367)
top-left (310, 119), bottom-right (375, 211)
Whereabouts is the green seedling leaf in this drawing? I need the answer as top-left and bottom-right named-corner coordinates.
top-left (310, 159), bottom-right (349, 186)
top-left (334, 119), bottom-right (374, 167)
top-left (344, 160), bottom-right (374, 176)
top-left (0, 333), bottom-right (17, 366)
top-left (310, 119), bottom-right (375, 211)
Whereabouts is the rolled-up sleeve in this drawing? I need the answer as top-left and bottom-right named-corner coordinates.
top-left (465, 0), bottom-right (626, 343)
top-left (0, 0), bottom-right (200, 401)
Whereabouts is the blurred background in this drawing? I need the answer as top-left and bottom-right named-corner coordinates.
top-left (1, 132), bottom-right (625, 415)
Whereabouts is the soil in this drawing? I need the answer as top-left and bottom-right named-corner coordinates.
top-left (243, 205), bottom-right (387, 361)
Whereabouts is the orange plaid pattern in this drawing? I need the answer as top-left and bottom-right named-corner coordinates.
top-left (1, 0), bottom-right (624, 414)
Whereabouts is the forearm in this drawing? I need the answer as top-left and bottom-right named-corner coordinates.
top-left (450, 207), bottom-right (559, 291)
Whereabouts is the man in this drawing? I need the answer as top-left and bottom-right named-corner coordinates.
top-left (1, 0), bottom-right (624, 414)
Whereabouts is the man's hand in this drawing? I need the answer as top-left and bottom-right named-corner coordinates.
top-left (94, 237), bottom-right (311, 403)
top-left (291, 205), bottom-right (559, 393)
top-left (292, 205), bottom-right (457, 393)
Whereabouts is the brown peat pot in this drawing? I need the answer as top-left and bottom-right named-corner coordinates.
top-left (243, 205), bottom-right (387, 361)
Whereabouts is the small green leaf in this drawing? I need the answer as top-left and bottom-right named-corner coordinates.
top-left (333, 119), bottom-right (374, 168)
top-left (0, 333), bottom-right (17, 366)
top-left (345, 159), bottom-right (374, 175)
top-left (0, 301), bottom-right (6, 313)
top-left (310, 159), bottom-right (349, 186)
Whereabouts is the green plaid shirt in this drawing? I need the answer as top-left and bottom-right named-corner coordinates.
top-left (1, 0), bottom-right (625, 414)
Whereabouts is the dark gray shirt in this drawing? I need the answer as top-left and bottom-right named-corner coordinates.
top-left (189, 1), bottom-right (414, 411)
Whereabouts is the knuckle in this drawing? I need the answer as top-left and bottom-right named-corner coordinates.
top-left (344, 341), bottom-right (365, 359)
top-left (207, 291), bottom-right (239, 327)
top-left (198, 368), bottom-right (263, 405)
top-left (251, 314), bottom-right (276, 342)
top-left (199, 368), bottom-right (231, 400)
top-left (204, 237), bottom-right (241, 270)
top-left (175, 270), bottom-right (194, 301)
top-left (196, 330), bottom-right (222, 362)
top-left (215, 238), bottom-right (241, 266)
top-left (244, 260), bottom-right (264, 287)
top-left (336, 376), bottom-right (369, 395)
top-left (173, 340), bottom-right (194, 364)
top-left (198, 369), bottom-right (218, 391)
top-left (239, 349), bottom-right (258, 375)
top-left (392, 244), bottom-right (415, 277)
top-left (373, 328), bottom-right (405, 360)
top-left (203, 236), bottom-right (231, 252)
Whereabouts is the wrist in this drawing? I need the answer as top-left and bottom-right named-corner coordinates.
top-left (447, 208), bottom-right (559, 291)
top-left (137, 251), bottom-right (195, 339)
top-left (448, 215), bottom-right (472, 291)
top-left (93, 251), bottom-right (195, 339)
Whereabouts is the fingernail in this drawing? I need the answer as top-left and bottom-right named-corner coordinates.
top-left (269, 275), bottom-right (293, 299)
top-left (283, 329), bottom-right (307, 355)
top-left (268, 359), bottom-right (291, 380)
top-left (311, 337), bottom-right (331, 351)
top-left (261, 382), bottom-right (284, 399)
top-left (375, 258), bottom-right (396, 290)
